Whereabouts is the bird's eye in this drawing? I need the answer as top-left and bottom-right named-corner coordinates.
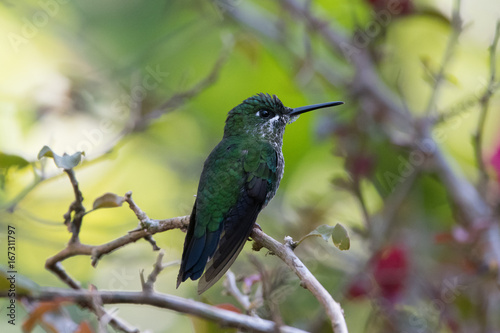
top-left (258, 110), bottom-right (271, 118)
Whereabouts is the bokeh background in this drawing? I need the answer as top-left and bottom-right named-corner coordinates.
top-left (1, 0), bottom-right (500, 332)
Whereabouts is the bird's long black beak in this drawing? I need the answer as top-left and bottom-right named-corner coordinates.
top-left (290, 101), bottom-right (344, 116)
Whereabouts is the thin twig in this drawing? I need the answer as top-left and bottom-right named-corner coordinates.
top-left (12, 289), bottom-right (310, 333)
top-left (45, 250), bottom-right (138, 333)
top-left (251, 228), bottom-right (348, 333)
top-left (3, 164), bottom-right (45, 213)
top-left (473, 20), bottom-right (500, 190)
top-left (223, 270), bottom-right (253, 312)
top-left (424, 0), bottom-right (463, 116)
top-left (352, 179), bottom-right (371, 233)
top-left (44, 213), bottom-right (189, 270)
top-left (274, 0), bottom-right (500, 276)
top-left (433, 82), bottom-right (500, 124)
top-left (250, 255), bottom-right (284, 333)
top-left (142, 250), bottom-right (166, 293)
top-left (63, 168), bottom-right (86, 244)
top-left (133, 47), bottom-right (231, 131)
top-left (46, 261), bottom-right (82, 290)
top-left (46, 189), bottom-right (344, 332)
top-left (44, 187), bottom-right (184, 333)
top-left (89, 285), bottom-right (109, 333)
top-left (276, 0), bottom-right (413, 132)
top-left (422, 124), bottom-right (500, 282)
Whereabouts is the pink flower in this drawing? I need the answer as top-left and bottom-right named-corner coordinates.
top-left (491, 146), bottom-right (500, 180)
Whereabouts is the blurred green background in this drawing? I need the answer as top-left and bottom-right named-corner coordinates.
top-left (1, 0), bottom-right (500, 332)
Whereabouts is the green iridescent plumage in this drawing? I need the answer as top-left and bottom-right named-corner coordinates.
top-left (177, 93), bottom-right (343, 293)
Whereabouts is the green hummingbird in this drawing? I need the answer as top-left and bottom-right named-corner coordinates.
top-left (177, 93), bottom-right (343, 294)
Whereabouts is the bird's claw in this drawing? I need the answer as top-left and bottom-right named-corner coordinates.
top-left (248, 223), bottom-right (263, 241)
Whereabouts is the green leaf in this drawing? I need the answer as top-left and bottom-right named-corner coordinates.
top-left (296, 223), bottom-right (350, 250)
top-left (331, 223), bottom-right (350, 251)
top-left (93, 192), bottom-right (125, 210)
top-left (56, 151), bottom-right (85, 170)
top-left (309, 225), bottom-right (337, 242)
top-left (37, 145), bottom-right (55, 159)
top-left (37, 146), bottom-right (84, 170)
top-left (0, 266), bottom-right (39, 295)
top-left (0, 152), bottom-right (30, 169)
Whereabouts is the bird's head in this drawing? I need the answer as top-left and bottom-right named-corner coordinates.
top-left (223, 93), bottom-right (343, 144)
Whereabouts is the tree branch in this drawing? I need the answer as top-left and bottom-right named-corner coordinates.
top-left (13, 289), bottom-right (310, 333)
top-left (63, 168), bottom-right (86, 244)
top-left (223, 270), bottom-right (254, 313)
top-left (44, 187), bottom-right (347, 332)
top-left (44, 213), bottom-right (189, 270)
top-left (473, 20), bottom-right (500, 190)
top-left (275, 0), bottom-right (500, 278)
top-left (133, 46), bottom-right (231, 131)
top-left (423, 0), bottom-right (463, 115)
top-left (251, 228), bottom-right (348, 333)
top-left (141, 250), bottom-right (166, 293)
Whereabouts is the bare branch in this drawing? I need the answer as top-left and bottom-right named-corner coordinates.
top-left (223, 270), bottom-right (253, 313)
top-left (133, 47), bottom-right (231, 131)
top-left (45, 250), bottom-right (139, 332)
top-left (44, 212), bottom-right (189, 270)
top-left (46, 260), bottom-right (82, 290)
top-left (89, 286), bottom-right (109, 333)
top-left (236, 0), bottom-right (412, 135)
top-left (45, 184), bottom-right (345, 332)
top-left (423, 0), bottom-right (463, 115)
top-left (124, 191), bottom-right (162, 251)
top-left (63, 168), bottom-right (86, 244)
top-left (3, 164), bottom-right (45, 213)
top-left (473, 20), bottom-right (500, 190)
top-left (250, 228), bottom-right (348, 333)
top-left (142, 250), bottom-right (166, 293)
top-left (250, 255), bottom-right (284, 332)
top-left (14, 289), bottom-right (310, 333)
top-left (44, 191), bottom-right (189, 332)
top-left (271, 0), bottom-right (500, 277)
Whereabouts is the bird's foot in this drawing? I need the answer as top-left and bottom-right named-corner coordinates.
top-left (248, 223), bottom-right (262, 241)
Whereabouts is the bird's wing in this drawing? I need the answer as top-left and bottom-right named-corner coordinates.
top-left (177, 139), bottom-right (250, 287)
top-left (177, 197), bottom-right (224, 288)
top-left (197, 142), bottom-right (278, 294)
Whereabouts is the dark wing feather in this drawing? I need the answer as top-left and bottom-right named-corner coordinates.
top-left (177, 200), bottom-right (223, 287)
top-left (198, 146), bottom-right (277, 294)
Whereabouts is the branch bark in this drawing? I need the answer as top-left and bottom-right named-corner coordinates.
top-left (14, 289), bottom-right (310, 333)
top-left (251, 229), bottom-right (348, 333)
top-left (41, 188), bottom-right (347, 332)
top-left (473, 20), bottom-right (500, 190)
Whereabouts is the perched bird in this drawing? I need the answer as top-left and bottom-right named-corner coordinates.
top-left (177, 93), bottom-right (343, 294)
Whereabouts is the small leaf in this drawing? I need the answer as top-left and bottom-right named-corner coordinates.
top-left (76, 321), bottom-right (95, 333)
top-left (296, 224), bottom-right (335, 246)
top-left (311, 225), bottom-right (337, 242)
top-left (0, 266), bottom-right (39, 295)
top-left (93, 192), bottom-right (125, 210)
top-left (331, 223), bottom-right (350, 251)
top-left (37, 145), bottom-right (55, 160)
top-left (22, 300), bottom-right (65, 332)
top-left (54, 152), bottom-right (84, 170)
top-left (214, 303), bottom-right (242, 314)
top-left (444, 73), bottom-right (459, 86)
top-left (297, 223), bottom-right (350, 250)
top-left (0, 152), bottom-right (30, 169)
top-left (37, 146), bottom-right (84, 170)
top-left (331, 177), bottom-right (354, 191)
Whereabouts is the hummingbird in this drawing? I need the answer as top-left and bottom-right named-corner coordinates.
top-left (177, 93), bottom-right (343, 294)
